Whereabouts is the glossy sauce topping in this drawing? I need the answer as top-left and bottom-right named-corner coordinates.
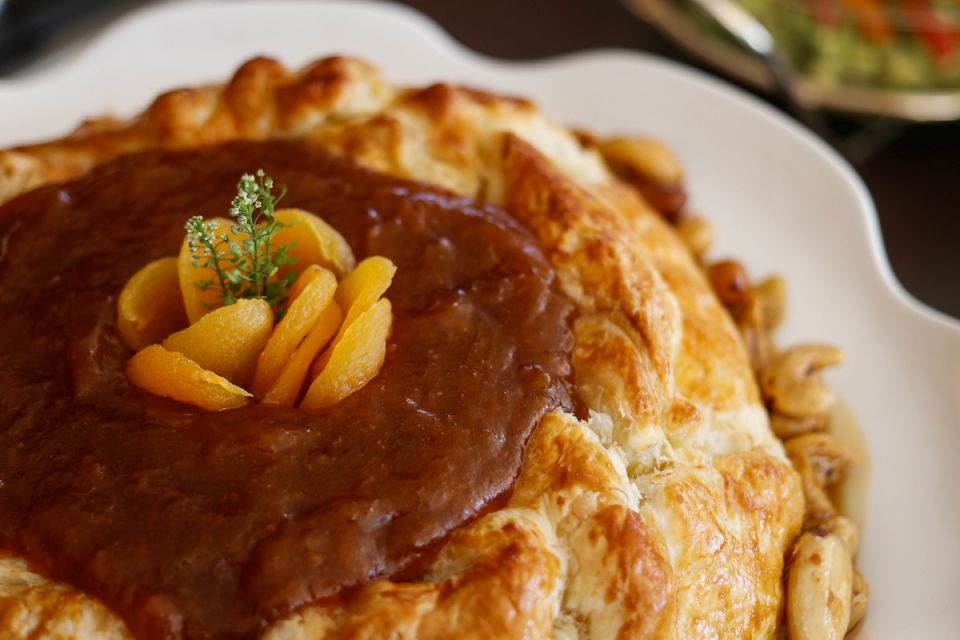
top-left (0, 142), bottom-right (574, 639)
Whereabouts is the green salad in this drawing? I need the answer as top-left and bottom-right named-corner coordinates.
top-left (707, 0), bottom-right (960, 90)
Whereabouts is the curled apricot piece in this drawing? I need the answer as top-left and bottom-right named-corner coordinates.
top-left (273, 209), bottom-right (356, 280)
top-left (251, 267), bottom-right (337, 397)
top-left (117, 257), bottom-right (188, 351)
top-left (177, 216), bottom-right (250, 323)
top-left (311, 256), bottom-right (397, 378)
top-left (262, 302), bottom-right (343, 407)
top-left (301, 298), bottom-right (392, 410)
top-left (287, 265), bottom-right (325, 305)
top-left (163, 299), bottom-right (273, 387)
top-left (335, 256), bottom-right (397, 327)
top-left (127, 345), bottom-right (252, 411)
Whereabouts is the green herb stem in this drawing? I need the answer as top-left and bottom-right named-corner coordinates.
top-left (184, 170), bottom-right (297, 312)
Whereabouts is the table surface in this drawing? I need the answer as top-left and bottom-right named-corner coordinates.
top-left (5, 0), bottom-right (958, 319)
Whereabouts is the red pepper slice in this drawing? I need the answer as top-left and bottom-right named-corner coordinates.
top-left (900, 0), bottom-right (957, 65)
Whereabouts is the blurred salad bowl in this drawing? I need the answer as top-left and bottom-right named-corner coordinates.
top-left (626, 0), bottom-right (960, 120)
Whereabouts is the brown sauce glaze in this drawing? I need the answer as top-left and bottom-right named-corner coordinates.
top-left (0, 141), bottom-right (574, 640)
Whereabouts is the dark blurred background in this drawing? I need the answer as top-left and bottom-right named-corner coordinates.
top-left (2, 0), bottom-right (957, 319)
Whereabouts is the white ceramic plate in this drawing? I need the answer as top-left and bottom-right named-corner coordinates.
top-left (2, 1), bottom-right (958, 637)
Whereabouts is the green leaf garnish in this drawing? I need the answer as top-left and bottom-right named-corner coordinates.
top-left (184, 170), bottom-right (298, 314)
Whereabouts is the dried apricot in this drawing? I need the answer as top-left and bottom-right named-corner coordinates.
top-left (334, 256), bottom-right (397, 328)
top-left (163, 299), bottom-right (273, 387)
top-left (117, 257), bottom-right (188, 351)
top-left (251, 267), bottom-right (337, 396)
top-left (311, 256), bottom-right (396, 378)
top-left (262, 302), bottom-right (343, 407)
top-left (273, 209), bottom-right (356, 280)
top-left (301, 298), bottom-right (392, 410)
top-left (127, 345), bottom-right (252, 411)
top-left (287, 265), bottom-right (325, 304)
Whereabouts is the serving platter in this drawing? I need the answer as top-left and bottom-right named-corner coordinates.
top-left (2, 1), bottom-right (959, 637)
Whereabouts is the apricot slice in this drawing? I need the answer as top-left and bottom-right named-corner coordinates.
top-left (287, 265), bottom-right (325, 304)
top-left (301, 298), bottom-right (392, 410)
top-left (334, 256), bottom-right (397, 328)
top-left (117, 257), bottom-right (188, 351)
top-left (251, 267), bottom-right (337, 397)
top-left (127, 345), bottom-right (252, 411)
top-left (273, 208), bottom-right (356, 280)
top-left (163, 299), bottom-right (273, 387)
top-left (178, 216), bottom-right (249, 323)
top-left (262, 302), bottom-right (343, 407)
top-left (311, 256), bottom-right (396, 378)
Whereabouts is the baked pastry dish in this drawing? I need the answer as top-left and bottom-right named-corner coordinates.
top-left (0, 57), bottom-right (866, 639)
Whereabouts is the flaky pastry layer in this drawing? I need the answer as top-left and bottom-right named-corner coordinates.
top-left (0, 57), bottom-right (803, 639)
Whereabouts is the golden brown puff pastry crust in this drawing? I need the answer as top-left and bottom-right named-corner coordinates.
top-left (0, 57), bottom-right (803, 639)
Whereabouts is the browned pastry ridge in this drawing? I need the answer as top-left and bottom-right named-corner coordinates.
top-left (0, 56), bottom-right (857, 639)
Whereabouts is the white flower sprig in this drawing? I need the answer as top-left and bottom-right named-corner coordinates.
top-left (185, 170), bottom-right (297, 312)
